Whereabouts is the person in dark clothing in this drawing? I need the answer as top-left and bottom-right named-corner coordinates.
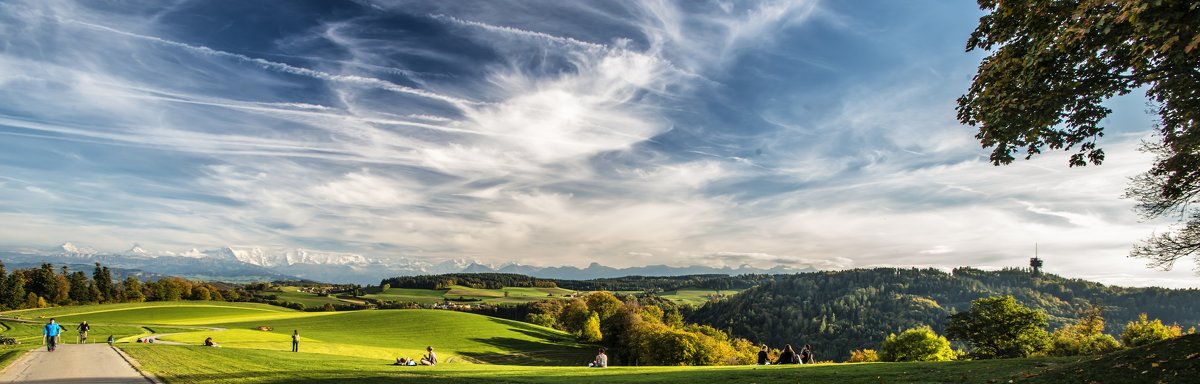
top-left (291, 330), bottom-right (300, 352)
top-left (78, 321), bottom-right (90, 344)
top-left (775, 344), bottom-right (800, 364)
top-left (756, 344), bottom-right (770, 365)
top-left (800, 344), bottom-right (814, 364)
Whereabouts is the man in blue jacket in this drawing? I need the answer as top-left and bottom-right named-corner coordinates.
top-left (43, 318), bottom-right (63, 352)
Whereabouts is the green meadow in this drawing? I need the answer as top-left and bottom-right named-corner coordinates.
top-left (2, 301), bottom-right (1190, 383)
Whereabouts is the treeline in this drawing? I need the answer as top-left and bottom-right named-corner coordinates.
top-left (379, 273), bottom-right (771, 292)
top-left (0, 261), bottom-right (239, 309)
top-left (688, 268), bottom-right (1200, 361)
top-left (553, 275), bottom-right (771, 292)
top-left (380, 273), bottom-right (557, 290)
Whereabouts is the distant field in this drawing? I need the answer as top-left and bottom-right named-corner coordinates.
top-left (658, 289), bottom-right (743, 306)
top-left (271, 287), bottom-right (351, 307)
top-left (364, 285), bottom-right (575, 305)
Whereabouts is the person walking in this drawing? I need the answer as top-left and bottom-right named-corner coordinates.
top-left (291, 330), bottom-right (300, 352)
top-left (78, 321), bottom-right (90, 344)
top-left (43, 319), bottom-right (63, 352)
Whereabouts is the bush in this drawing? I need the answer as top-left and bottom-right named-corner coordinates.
top-left (879, 326), bottom-right (955, 362)
top-left (847, 349), bottom-right (879, 363)
top-left (1121, 313), bottom-right (1183, 348)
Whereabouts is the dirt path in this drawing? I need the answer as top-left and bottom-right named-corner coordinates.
top-left (0, 344), bottom-right (154, 383)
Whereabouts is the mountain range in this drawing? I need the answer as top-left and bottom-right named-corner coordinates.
top-left (0, 242), bottom-right (816, 284)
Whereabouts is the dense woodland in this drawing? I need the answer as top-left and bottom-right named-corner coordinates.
top-left (687, 268), bottom-right (1200, 360)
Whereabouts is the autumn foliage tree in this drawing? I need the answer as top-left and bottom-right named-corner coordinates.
top-left (957, 0), bottom-right (1200, 273)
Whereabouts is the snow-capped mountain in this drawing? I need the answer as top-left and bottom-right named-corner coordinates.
top-left (56, 242), bottom-right (98, 257)
top-left (5, 242), bottom-right (815, 285)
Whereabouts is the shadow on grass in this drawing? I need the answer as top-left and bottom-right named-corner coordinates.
top-left (460, 336), bottom-right (591, 366)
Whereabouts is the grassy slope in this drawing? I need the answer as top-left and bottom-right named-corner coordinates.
top-left (159, 309), bottom-right (590, 364)
top-left (3, 301), bottom-right (590, 366)
top-left (368, 286), bottom-right (576, 305)
top-left (120, 345), bottom-right (1086, 384)
top-left (1018, 333), bottom-right (1200, 384)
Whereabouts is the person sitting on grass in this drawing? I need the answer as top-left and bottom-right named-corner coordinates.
top-left (589, 347), bottom-right (608, 368)
top-left (757, 344), bottom-right (769, 365)
top-left (800, 344), bottom-right (814, 364)
top-left (420, 346), bottom-right (437, 366)
top-left (204, 337), bottom-right (219, 347)
top-left (775, 344), bottom-right (799, 365)
top-left (394, 357), bottom-right (409, 366)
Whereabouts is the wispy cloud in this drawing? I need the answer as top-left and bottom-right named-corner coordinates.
top-left (0, 0), bottom-right (1192, 287)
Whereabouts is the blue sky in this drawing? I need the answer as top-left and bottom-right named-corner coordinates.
top-left (0, 0), bottom-right (1193, 287)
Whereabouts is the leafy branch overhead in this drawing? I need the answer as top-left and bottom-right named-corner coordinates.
top-left (958, 0), bottom-right (1200, 272)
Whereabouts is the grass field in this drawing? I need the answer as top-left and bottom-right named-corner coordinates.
top-left (119, 345), bottom-right (1091, 384)
top-left (657, 289), bottom-right (743, 306)
top-left (5, 301), bottom-right (1191, 383)
top-left (3, 301), bottom-right (591, 366)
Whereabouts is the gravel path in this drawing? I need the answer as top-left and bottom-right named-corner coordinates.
top-left (0, 343), bottom-right (154, 383)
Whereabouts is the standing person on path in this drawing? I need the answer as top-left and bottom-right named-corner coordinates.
top-left (43, 319), bottom-right (63, 352)
top-left (78, 321), bottom-right (90, 344)
top-left (291, 330), bottom-right (299, 352)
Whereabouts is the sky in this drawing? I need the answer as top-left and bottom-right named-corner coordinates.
top-left (0, 0), bottom-right (1195, 288)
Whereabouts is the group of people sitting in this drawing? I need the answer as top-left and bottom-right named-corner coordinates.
top-left (394, 346), bottom-right (438, 366)
top-left (757, 343), bottom-right (814, 365)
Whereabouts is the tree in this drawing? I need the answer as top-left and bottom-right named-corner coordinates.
top-left (68, 271), bottom-right (92, 303)
top-left (958, 0), bottom-right (1200, 272)
top-left (5, 273), bottom-right (24, 310)
top-left (580, 311), bottom-right (603, 342)
top-left (121, 277), bottom-right (144, 302)
top-left (192, 286), bottom-right (211, 301)
top-left (1120, 313), bottom-right (1183, 347)
top-left (93, 263), bottom-right (116, 303)
top-left (1049, 306), bottom-right (1121, 356)
top-left (0, 261), bottom-right (8, 311)
top-left (879, 326), bottom-right (956, 362)
top-left (584, 292), bottom-right (623, 321)
top-left (946, 296), bottom-right (1050, 359)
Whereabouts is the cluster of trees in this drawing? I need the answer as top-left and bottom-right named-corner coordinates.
top-left (517, 292), bottom-right (755, 365)
top-left (552, 275), bottom-right (770, 292)
top-left (0, 261), bottom-right (238, 309)
top-left (853, 296), bottom-right (1192, 363)
top-left (689, 268), bottom-right (1200, 360)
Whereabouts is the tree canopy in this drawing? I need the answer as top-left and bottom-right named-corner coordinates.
top-left (957, 0), bottom-right (1200, 272)
top-left (946, 296), bottom-right (1050, 359)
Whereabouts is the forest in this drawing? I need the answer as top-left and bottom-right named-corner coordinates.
top-left (687, 268), bottom-right (1200, 360)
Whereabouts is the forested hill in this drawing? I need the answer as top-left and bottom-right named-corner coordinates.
top-left (687, 267), bottom-right (1200, 361)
